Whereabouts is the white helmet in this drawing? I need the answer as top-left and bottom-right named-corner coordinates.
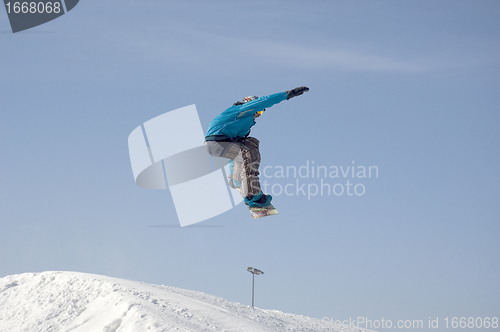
top-left (242, 95), bottom-right (258, 103)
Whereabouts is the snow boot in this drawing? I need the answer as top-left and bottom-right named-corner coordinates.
top-left (244, 192), bottom-right (272, 208)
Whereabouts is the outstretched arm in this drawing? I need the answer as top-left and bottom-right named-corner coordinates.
top-left (239, 92), bottom-right (288, 111)
top-left (239, 87), bottom-right (310, 111)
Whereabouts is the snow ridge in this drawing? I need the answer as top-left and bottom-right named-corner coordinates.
top-left (0, 271), bottom-right (369, 332)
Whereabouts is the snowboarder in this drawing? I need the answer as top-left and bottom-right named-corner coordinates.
top-left (204, 87), bottom-right (309, 209)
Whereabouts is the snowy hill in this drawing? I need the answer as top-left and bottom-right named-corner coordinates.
top-left (0, 271), bottom-right (371, 332)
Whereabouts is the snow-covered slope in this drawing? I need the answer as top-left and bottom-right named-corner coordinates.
top-left (0, 271), bottom-right (370, 332)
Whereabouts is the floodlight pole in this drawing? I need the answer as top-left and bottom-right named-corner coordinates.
top-left (251, 273), bottom-right (255, 308)
top-left (247, 267), bottom-right (264, 309)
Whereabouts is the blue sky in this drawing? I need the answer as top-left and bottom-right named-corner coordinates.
top-left (1, 1), bottom-right (499, 331)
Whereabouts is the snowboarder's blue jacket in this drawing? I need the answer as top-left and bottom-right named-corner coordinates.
top-left (205, 92), bottom-right (288, 140)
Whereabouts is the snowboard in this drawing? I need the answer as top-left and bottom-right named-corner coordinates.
top-left (236, 187), bottom-right (278, 218)
top-left (247, 203), bottom-right (279, 219)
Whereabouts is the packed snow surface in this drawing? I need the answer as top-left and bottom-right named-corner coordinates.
top-left (0, 271), bottom-right (371, 332)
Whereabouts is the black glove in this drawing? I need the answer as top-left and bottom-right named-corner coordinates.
top-left (286, 86), bottom-right (309, 99)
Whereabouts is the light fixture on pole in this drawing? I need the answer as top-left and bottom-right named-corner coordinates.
top-left (247, 267), bottom-right (264, 308)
